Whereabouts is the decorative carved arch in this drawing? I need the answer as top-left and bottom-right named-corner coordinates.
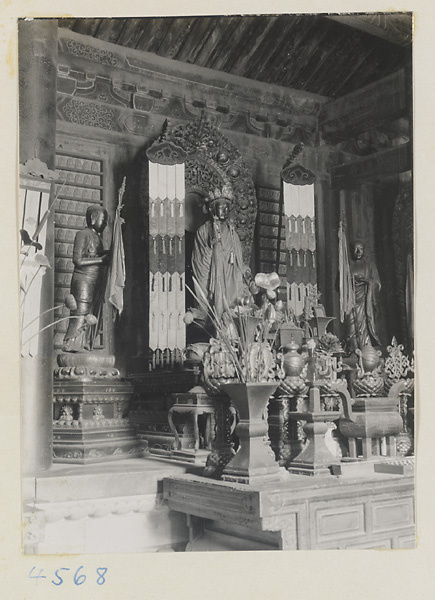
top-left (147, 114), bottom-right (257, 264)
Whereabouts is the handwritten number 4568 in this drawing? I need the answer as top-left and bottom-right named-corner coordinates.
top-left (29, 566), bottom-right (107, 586)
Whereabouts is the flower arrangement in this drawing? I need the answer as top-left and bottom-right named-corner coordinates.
top-left (184, 273), bottom-right (285, 386)
top-left (316, 332), bottom-right (344, 356)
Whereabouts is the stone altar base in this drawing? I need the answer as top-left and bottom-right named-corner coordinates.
top-left (53, 377), bottom-right (146, 464)
top-left (163, 472), bottom-right (415, 550)
top-left (23, 458), bottom-right (203, 554)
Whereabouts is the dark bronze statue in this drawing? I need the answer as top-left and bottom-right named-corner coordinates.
top-left (344, 240), bottom-right (381, 353)
top-left (191, 195), bottom-right (248, 318)
top-left (63, 205), bottom-right (109, 353)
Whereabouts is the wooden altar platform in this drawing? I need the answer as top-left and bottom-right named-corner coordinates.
top-left (163, 470), bottom-right (415, 551)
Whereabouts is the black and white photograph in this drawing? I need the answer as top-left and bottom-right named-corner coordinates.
top-left (16, 12), bottom-right (417, 558)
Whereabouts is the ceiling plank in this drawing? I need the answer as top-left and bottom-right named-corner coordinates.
top-left (154, 17), bottom-right (196, 59)
top-left (304, 26), bottom-right (368, 96)
top-left (263, 16), bottom-right (321, 86)
top-left (205, 16), bottom-right (246, 71)
top-left (326, 14), bottom-right (412, 47)
top-left (56, 15), bottom-right (411, 99)
top-left (136, 17), bottom-right (175, 54)
top-left (229, 15), bottom-right (279, 78)
top-left (70, 18), bottom-right (102, 37)
top-left (93, 18), bottom-right (128, 45)
top-left (57, 18), bottom-right (78, 30)
top-left (243, 15), bottom-right (298, 82)
top-left (115, 17), bottom-right (152, 49)
top-left (183, 16), bottom-right (226, 68)
top-left (131, 18), bottom-right (156, 52)
top-left (285, 18), bottom-right (341, 90)
top-left (174, 17), bottom-right (217, 64)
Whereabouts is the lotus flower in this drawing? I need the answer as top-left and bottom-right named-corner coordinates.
top-left (254, 272), bottom-right (280, 292)
top-left (183, 311), bottom-right (194, 325)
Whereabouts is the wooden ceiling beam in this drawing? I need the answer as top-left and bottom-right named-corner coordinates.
top-left (174, 17), bottom-right (217, 64)
top-left (71, 19), bottom-right (103, 38)
top-left (132, 19), bottom-right (156, 52)
top-left (306, 28), bottom-right (367, 96)
top-left (329, 143), bottom-right (411, 189)
top-left (92, 18), bottom-right (128, 45)
top-left (57, 18), bottom-right (77, 30)
top-left (142, 18), bottom-right (176, 55)
top-left (289, 19), bottom-right (344, 91)
top-left (274, 17), bottom-right (324, 88)
top-left (243, 15), bottom-right (298, 82)
top-left (326, 13), bottom-right (412, 47)
top-left (192, 16), bottom-right (231, 68)
top-left (115, 18), bottom-right (152, 49)
top-left (206, 17), bottom-right (247, 71)
top-left (219, 17), bottom-right (267, 73)
top-left (154, 17), bottom-right (196, 59)
top-left (229, 15), bottom-right (279, 78)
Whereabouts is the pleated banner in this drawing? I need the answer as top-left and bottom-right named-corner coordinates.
top-left (283, 181), bottom-right (317, 317)
top-left (148, 161), bottom-right (186, 368)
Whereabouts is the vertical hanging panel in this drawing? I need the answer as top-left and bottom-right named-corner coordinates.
top-left (175, 163), bottom-right (186, 356)
top-left (283, 180), bottom-right (317, 318)
top-left (148, 160), bottom-right (185, 369)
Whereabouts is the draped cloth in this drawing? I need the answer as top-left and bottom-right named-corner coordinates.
top-left (191, 218), bottom-right (244, 318)
top-left (108, 203), bottom-right (126, 316)
top-left (338, 220), bottom-right (355, 323)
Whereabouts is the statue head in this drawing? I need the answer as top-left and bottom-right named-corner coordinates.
top-left (350, 240), bottom-right (365, 261)
top-left (86, 205), bottom-right (108, 234)
top-left (209, 197), bottom-right (231, 222)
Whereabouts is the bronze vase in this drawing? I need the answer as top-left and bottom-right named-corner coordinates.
top-left (220, 382), bottom-right (287, 485)
top-left (282, 341), bottom-right (305, 377)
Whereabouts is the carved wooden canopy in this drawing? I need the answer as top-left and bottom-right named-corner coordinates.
top-left (147, 114), bottom-right (257, 264)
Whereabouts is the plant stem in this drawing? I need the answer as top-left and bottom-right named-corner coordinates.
top-left (21, 304), bottom-right (64, 330)
top-left (22, 315), bottom-right (79, 347)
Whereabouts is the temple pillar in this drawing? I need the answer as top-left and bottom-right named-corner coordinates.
top-left (19, 19), bottom-right (58, 474)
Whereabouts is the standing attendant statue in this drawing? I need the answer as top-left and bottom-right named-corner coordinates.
top-left (63, 205), bottom-right (110, 353)
top-left (191, 192), bottom-right (249, 318)
top-left (344, 240), bottom-right (381, 353)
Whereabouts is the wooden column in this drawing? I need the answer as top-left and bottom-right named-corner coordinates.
top-left (19, 19), bottom-right (58, 474)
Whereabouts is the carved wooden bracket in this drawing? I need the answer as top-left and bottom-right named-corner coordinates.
top-left (146, 140), bottom-right (187, 165)
top-left (281, 163), bottom-right (316, 186)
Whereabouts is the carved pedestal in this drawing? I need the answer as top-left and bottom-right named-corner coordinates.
top-left (287, 387), bottom-right (341, 476)
top-left (53, 365), bottom-right (146, 464)
top-left (168, 388), bottom-right (216, 465)
top-left (203, 393), bottom-right (237, 479)
top-left (268, 395), bottom-right (308, 467)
